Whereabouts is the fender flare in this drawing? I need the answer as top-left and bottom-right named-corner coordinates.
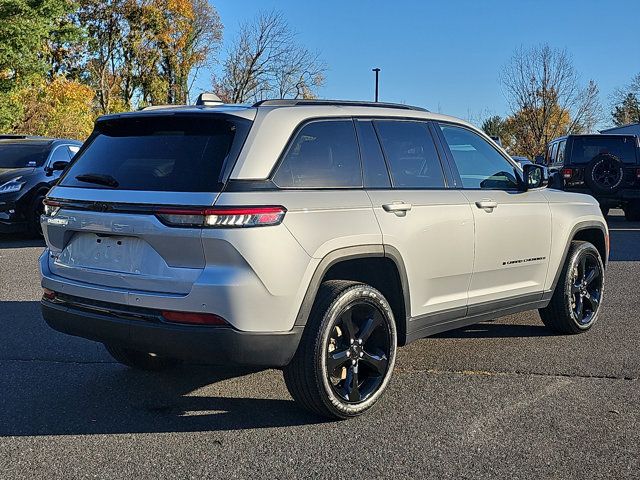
top-left (293, 245), bottom-right (411, 328)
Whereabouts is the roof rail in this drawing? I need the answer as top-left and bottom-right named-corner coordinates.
top-left (252, 99), bottom-right (428, 112)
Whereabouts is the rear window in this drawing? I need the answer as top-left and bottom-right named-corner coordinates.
top-left (0, 144), bottom-right (48, 168)
top-left (569, 136), bottom-right (637, 164)
top-left (59, 115), bottom-right (251, 191)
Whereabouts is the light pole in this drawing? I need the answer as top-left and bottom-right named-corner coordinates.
top-left (372, 68), bottom-right (380, 102)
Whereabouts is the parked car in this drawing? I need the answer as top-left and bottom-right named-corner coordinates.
top-left (511, 155), bottom-right (532, 168)
top-left (545, 134), bottom-right (640, 219)
top-left (0, 135), bottom-right (82, 235)
top-left (39, 99), bottom-right (608, 419)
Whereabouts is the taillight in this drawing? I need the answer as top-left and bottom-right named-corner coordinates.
top-left (562, 168), bottom-right (574, 180)
top-left (43, 199), bottom-right (61, 217)
top-left (155, 206), bottom-right (286, 228)
top-left (162, 310), bottom-right (227, 325)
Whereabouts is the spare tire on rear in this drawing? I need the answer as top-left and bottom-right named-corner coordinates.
top-left (584, 153), bottom-right (624, 195)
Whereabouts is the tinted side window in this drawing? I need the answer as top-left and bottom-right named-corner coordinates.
top-left (49, 145), bottom-right (72, 163)
top-left (355, 120), bottom-right (391, 188)
top-left (273, 120), bottom-right (361, 188)
top-left (373, 120), bottom-right (445, 188)
top-left (557, 140), bottom-right (566, 164)
top-left (439, 124), bottom-right (518, 190)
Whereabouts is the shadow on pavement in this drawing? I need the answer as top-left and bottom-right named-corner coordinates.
top-left (0, 300), bottom-right (324, 437)
top-left (606, 211), bottom-right (640, 262)
top-left (435, 321), bottom-right (553, 339)
top-left (0, 233), bottom-right (45, 249)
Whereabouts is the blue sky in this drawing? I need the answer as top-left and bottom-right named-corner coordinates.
top-left (199, 0), bottom-right (640, 128)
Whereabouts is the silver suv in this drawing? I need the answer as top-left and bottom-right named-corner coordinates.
top-left (40, 99), bottom-right (608, 419)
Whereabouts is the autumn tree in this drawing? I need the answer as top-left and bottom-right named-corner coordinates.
top-left (501, 45), bottom-right (601, 158)
top-left (213, 11), bottom-right (325, 103)
top-left (611, 73), bottom-right (640, 126)
top-left (12, 76), bottom-right (95, 139)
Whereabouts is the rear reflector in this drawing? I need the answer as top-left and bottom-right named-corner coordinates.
top-left (162, 310), bottom-right (228, 325)
top-left (562, 168), bottom-right (573, 180)
top-left (155, 206), bottom-right (286, 228)
top-left (43, 288), bottom-right (56, 300)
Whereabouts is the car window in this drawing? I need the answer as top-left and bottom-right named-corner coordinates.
top-left (50, 145), bottom-right (72, 163)
top-left (273, 120), bottom-right (362, 188)
top-left (439, 123), bottom-right (519, 190)
top-left (59, 115), bottom-right (250, 192)
top-left (557, 140), bottom-right (566, 164)
top-left (68, 146), bottom-right (80, 158)
top-left (355, 120), bottom-right (391, 188)
top-left (568, 136), bottom-right (637, 164)
top-left (373, 120), bottom-right (445, 188)
top-left (0, 144), bottom-right (48, 168)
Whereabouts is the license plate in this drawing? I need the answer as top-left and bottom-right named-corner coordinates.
top-left (55, 233), bottom-right (144, 274)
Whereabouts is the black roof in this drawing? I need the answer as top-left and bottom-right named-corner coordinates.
top-left (252, 98), bottom-right (429, 112)
top-left (0, 135), bottom-right (81, 146)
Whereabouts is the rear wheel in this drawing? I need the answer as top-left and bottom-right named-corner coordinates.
top-left (283, 280), bottom-right (397, 419)
top-left (624, 201), bottom-right (640, 221)
top-left (104, 344), bottom-right (180, 371)
top-left (539, 241), bottom-right (604, 334)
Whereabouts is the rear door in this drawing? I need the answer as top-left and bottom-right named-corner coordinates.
top-left (436, 122), bottom-right (552, 309)
top-left (362, 119), bottom-right (474, 320)
top-left (43, 113), bottom-right (252, 294)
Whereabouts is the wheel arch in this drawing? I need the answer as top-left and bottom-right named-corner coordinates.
top-left (294, 245), bottom-right (411, 345)
top-left (549, 221), bottom-right (608, 293)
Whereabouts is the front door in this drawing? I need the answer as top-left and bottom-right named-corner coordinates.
top-left (436, 123), bottom-right (552, 308)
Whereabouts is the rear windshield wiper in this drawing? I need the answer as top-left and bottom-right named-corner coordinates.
top-left (75, 173), bottom-right (119, 188)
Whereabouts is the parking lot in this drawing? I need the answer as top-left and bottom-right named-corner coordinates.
top-left (0, 211), bottom-right (638, 479)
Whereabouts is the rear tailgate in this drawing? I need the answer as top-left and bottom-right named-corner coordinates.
top-left (41, 111), bottom-right (252, 295)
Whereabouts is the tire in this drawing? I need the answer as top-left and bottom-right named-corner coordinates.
top-left (584, 154), bottom-right (624, 195)
top-left (26, 191), bottom-right (46, 238)
top-left (104, 344), bottom-right (180, 371)
top-left (624, 201), bottom-right (640, 222)
top-left (539, 241), bottom-right (604, 334)
top-left (283, 280), bottom-right (397, 419)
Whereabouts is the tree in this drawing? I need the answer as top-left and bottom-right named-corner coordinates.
top-left (481, 115), bottom-right (508, 140)
top-left (610, 73), bottom-right (640, 126)
top-left (500, 45), bottom-right (601, 158)
top-left (213, 11), bottom-right (325, 103)
top-left (11, 76), bottom-right (95, 139)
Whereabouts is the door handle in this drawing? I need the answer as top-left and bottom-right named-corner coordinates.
top-left (382, 202), bottom-right (412, 216)
top-left (475, 200), bottom-right (498, 212)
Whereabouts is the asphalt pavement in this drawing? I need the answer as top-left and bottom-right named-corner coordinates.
top-left (0, 211), bottom-right (638, 479)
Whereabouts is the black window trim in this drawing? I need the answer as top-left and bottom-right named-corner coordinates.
top-left (269, 116), bottom-right (365, 190)
top-left (435, 120), bottom-right (524, 192)
top-left (369, 118), bottom-right (451, 190)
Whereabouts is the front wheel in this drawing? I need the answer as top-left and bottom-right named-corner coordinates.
top-left (283, 280), bottom-right (397, 419)
top-left (26, 192), bottom-right (46, 238)
top-left (539, 241), bottom-right (604, 334)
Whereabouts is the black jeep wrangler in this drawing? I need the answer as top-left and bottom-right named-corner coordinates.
top-left (545, 134), bottom-right (640, 220)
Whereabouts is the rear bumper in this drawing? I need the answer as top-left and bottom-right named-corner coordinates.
top-left (41, 299), bottom-right (303, 367)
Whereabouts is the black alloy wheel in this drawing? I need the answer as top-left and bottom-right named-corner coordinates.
top-left (569, 251), bottom-right (603, 326)
top-left (325, 301), bottom-right (391, 403)
top-left (587, 154), bottom-right (624, 194)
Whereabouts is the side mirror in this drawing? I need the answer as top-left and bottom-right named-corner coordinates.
top-left (522, 163), bottom-right (548, 190)
top-left (534, 155), bottom-right (546, 165)
top-left (51, 160), bottom-right (69, 172)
